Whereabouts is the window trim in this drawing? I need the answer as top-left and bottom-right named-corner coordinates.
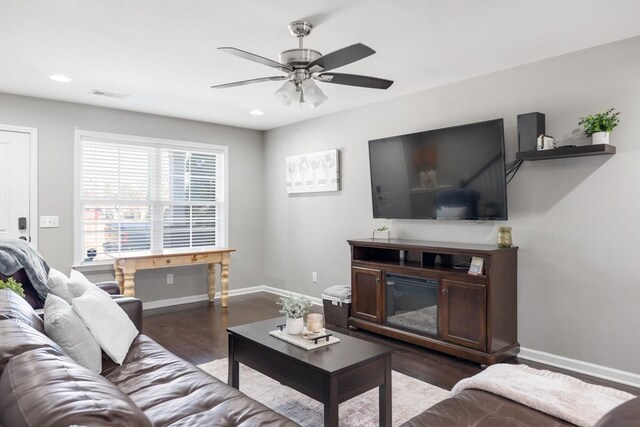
top-left (73, 129), bottom-right (229, 265)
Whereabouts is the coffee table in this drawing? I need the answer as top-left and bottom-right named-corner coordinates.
top-left (227, 318), bottom-right (393, 427)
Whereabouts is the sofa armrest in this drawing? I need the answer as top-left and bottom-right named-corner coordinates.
top-left (595, 397), bottom-right (640, 427)
top-left (114, 297), bottom-right (143, 332)
top-left (96, 281), bottom-right (121, 295)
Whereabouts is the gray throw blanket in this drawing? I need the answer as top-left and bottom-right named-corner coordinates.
top-left (0, 238), bottom-right (50, 300)
top-left (321, 285), bottom-right (351, 303)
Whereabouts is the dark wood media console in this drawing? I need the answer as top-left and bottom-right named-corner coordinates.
top-left (348, 238), bottom-right (519, 365)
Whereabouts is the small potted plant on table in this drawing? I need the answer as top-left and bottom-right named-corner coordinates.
top-left (578, 108), bottom-right (621, 145)
top-left (277, 294), bottom-right (312, 335)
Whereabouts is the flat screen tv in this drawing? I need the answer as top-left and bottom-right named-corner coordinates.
top-left (369, 118), bottom-right (507, 220)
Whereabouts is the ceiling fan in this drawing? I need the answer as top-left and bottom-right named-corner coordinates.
top-left (211, 21), bottom-right (394, 107)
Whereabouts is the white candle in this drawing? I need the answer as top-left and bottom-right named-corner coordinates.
top-left (307, 313), bottom-right (324, 333)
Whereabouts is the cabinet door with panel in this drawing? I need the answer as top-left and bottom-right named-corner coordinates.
top-left (351, 267), bottom-right (383, 323)
top-left (439, 279), bottom-right (487, 351)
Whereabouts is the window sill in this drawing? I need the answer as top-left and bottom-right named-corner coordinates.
top-left (72, 261), bottom-right (114, 273)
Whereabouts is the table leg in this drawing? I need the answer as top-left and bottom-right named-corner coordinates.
top-left (228, 334), bottom-right (239, 389)
top-left (207, 263), bottom-right (216, 303)
top-left (221, 254), bottom-right (230, 308)
top-left (123, 267), bottom-right (136, 297)
top-left (114, 264), bottom-right (124, 294)
top-left (324, 376), bottom-right (339, 427)
top-left (379, 356), bottom-right (392, 427)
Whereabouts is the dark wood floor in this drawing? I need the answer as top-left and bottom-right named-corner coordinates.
top-left (143, 292), bottom-right (639, 394)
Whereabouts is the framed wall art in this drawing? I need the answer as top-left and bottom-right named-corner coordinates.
top-left (286, 149), bottom-right (340, 194)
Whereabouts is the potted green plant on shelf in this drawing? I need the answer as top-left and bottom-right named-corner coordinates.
top-left (578, 108), bottom-right (621, 145)
top-left (0, 277), bottom-right (25, 298)
top-left (277, 294), bottom-right (312, 335)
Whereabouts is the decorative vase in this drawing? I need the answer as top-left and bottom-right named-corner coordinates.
top-left (497, 226), bottom-right (513, 248)
top-left (286, 317), bottom-right (304, 335)
top-left (591, 131), bottom-right (610, 145)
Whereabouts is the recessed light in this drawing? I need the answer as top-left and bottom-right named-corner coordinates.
top-left (249, 110), bottom-right (264, 116)
top-left (49, 74), bottom-right (72, 82)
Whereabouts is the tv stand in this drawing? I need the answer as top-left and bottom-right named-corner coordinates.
top-left (347, 238), bottom-right (518, 365)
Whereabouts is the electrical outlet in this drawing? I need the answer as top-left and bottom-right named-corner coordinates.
top-left (39, 216), bottom-right (59, 228)
top-left (166, 274), bottom-right (174, 285)
top-left (312, 272), bottom-right (317, 283)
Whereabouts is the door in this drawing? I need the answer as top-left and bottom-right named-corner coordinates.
top-left (0, 129), bottom-right (33, 243)
top-left (351, 267), bottom-right (383, 323)
top-left (439, 279), bottom-right (486, 351)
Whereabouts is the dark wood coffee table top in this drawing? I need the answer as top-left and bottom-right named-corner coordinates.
top-left (228, 317), bottom-right (394, 426)
top-left (227, 317), bottom-right (393, 374)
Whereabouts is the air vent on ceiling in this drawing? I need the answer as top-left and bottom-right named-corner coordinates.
top-left (90, 89), bottom-right (130, 99)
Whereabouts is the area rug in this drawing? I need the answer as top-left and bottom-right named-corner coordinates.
top-left (198, 358), bottom-right (450, 427)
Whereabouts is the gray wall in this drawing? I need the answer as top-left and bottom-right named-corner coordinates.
top-left (263, 36), bottom-right (640, 374)
top-left (0, 93), bottom-right (265, 302)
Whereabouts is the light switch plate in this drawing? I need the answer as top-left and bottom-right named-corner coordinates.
top-left (40, 216), bottom-right (59, 228)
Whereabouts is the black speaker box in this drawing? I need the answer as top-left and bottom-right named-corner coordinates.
top-left (517, 112), bottom-right (545, 152)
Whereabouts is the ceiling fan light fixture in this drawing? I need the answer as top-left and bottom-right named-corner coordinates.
top-left (214, 22), bottom-right (393, 110)
top-left (310, 90), bottom-right (328, 108)
top-left (300, 79), bottom-right (324, 103)
top-left (274, 80), bottom-right (296, 105)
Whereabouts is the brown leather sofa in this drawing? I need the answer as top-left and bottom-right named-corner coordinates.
top-left (401, 380), bottom-right (640, 427)
top-left (0, 288), bottom-right (298, 427)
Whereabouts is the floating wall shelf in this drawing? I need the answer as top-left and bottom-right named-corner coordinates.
top-left (516, 144), bottom-right (616, 161)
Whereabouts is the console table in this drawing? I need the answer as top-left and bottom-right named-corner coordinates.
top-left (348, 238), bottom-right (518, 365)
top-left (108, 247), bottom-right (236, 307)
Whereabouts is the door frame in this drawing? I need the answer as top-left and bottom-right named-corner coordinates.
top-left (0, 124), bottom-right (38, 249)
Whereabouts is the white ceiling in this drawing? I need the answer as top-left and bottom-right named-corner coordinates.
top-left (1, 0), bottom-right (639, 131)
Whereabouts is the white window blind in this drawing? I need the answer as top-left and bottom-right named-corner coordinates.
top-left (159, 148), bottom-right (218, 249)
top-left (77, 133), bottom-right (225, 263)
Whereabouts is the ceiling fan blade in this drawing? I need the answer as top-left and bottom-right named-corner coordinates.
top-left (218, 47), bottom-right (293, 73)
top-left (317, 73), bottom-right (394, 89)
top-left (306, 43), bottom-right (375, 72)
top-left (211, 76), bottom-right (288, 89)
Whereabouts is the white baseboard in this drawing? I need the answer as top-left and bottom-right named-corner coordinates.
top-left (214, 285), bottom-right (266, 299)
top-left (142, 286), bottom-right (265, 310)
top-left (260, 285), bottom-right (324, 306)
top-left (142, 285), bottom-right (323, 311)
top-left (519, 347), bottom-right (640, 389)
top-left (142, 293), bottom-right (210, 310)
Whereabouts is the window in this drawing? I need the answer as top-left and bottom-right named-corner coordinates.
top-left (75, 130), bottom-right (227, 263)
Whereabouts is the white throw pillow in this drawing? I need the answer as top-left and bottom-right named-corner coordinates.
top-left (68, 269), bottom-right (95, 297)
top-left (72, 286), bottom-right (138, 365)
top-left (44, 294), bottom-right (102, 373)
top-left (47, 268), bottom-right (75, 303)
